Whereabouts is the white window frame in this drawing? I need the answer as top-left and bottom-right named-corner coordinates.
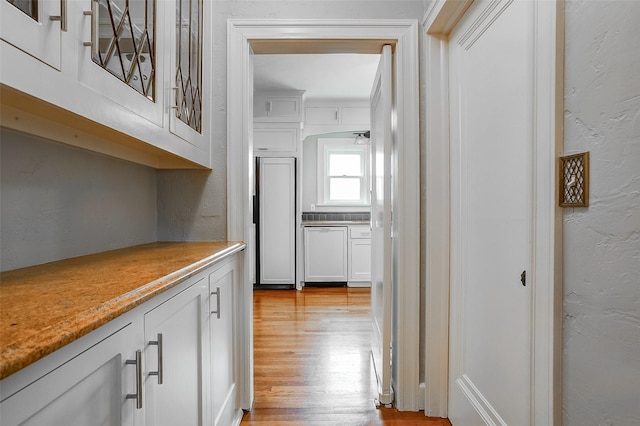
top-left (317, 138), bottom-right (370, 206)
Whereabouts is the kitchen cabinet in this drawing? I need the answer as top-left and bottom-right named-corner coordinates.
top-left (341, 107), bottom-right (370, 125)
top-left (254, 92), bottom-right (304, 122)
top-left (0, 0), bottom-right (212, 169)
top-left (305, 107), bottom-right (339, 125)
top-left (0, 323), bottom-right (141, 426)
top-left (305, 106), bottom-right (369, 126)
top-left (209, 260), bottom-right (238, 425)
top-left (303, 101), bottom-right (369, 138)
top-left (77, 0), bottom-right (164, 127)
top-left (143, 278), bottom-right (209, 426)
top-left (254, 122), bottom-right (301, 154)
top-left (0, 250), bottom-right (244, 426)
top-left (348, 226), bottom-right (372, 285)
top-left (304, 226), bottom-right (348, 282)
top-left (0, 0), bottom-right (62, 70)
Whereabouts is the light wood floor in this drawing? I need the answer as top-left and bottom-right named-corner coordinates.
top-left (241, 286), bottom-right (451, 425)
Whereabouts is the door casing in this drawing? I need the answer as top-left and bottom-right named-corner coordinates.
top-left (227, 19), bottom-right (421, 411)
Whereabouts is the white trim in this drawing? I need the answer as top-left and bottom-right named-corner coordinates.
top-left (422, 0), bottom-right (563, 422)
top-left (227, 19), bottom-right (421, 412)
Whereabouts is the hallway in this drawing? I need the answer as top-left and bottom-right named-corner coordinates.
top-left (241, 287), bottom-right (451, 425)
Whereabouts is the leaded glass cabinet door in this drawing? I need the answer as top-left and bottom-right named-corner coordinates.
top-left (1, 0), bottom-right (63, 69)
top-left (78, 0), bottom-right (165, 126)
top-left (169, 0), bottom-right (206, 144)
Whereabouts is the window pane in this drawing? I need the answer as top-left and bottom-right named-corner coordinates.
top-left (330, 178), bottom-right (361, 201)
top-left (329, 154), bottom-right (361, 176)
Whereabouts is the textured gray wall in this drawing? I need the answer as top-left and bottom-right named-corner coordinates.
top-left (0, 129), bottom-right (157, 271)
top-left (563, 1), bottom-right (640, 424)
top-left (156, 0), bottom-right (426, 241)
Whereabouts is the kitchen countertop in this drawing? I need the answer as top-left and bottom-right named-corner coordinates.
top-left (0, 241), bottom-right (245, 380)
top-left (302, 220), bottom-right (370, 226)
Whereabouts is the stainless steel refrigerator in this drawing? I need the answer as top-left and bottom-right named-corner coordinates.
top-left (254, 157), bottom-right (296, 286)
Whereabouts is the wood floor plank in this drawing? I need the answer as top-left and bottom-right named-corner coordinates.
top-left (241, 287), bottom-right (451, 425)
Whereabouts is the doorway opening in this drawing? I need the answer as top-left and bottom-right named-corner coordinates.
top-left (227, 19), bottom-right (421, 413)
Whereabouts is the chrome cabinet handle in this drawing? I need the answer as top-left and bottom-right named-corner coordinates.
top-left (82, 9), bottom-right (93, 46)
top-left (172, 87), bottom-right (180, 110)
top-left (211, 286), bottom-right (221, 319)
top-left (49, 0), bottom-right (67, 31)
top-left (125, 350), bottom-right (143, 409)
top-left (148, 333), bottom-right (164, 384)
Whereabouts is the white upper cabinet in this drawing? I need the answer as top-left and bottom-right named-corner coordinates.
top-left (254, 91), bottom-right (304, 122)
top-left (253, 122), bottom-right (300, 154)
top-left (168, 0), bottom-right (210, 151)
top-left (1, 0), bottom-right (63, 69)
top-left (303, 100), bottom-right (369, 138)
top-left (77, 0), bottom-right (165, 126)
top-left (340, 107), bottom-right (369, 125)
top-left (0, 0), bottom-right (212, 169)
top-left (305, 107), bottom-right (339, 125)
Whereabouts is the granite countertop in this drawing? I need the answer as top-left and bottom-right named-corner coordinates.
top-left (0, 241), bottom-right (245, 380)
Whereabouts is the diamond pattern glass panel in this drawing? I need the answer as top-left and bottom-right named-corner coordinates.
top-left (92, 0), bottom-right (156, 100)
top-left (175, 0), bottom-right (203, 133)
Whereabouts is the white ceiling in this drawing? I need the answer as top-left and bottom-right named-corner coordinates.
top-left (253, 54), bottom-right (380, 100)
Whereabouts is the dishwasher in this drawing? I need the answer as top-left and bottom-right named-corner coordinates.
top-left (303, 226), bottom-right (348, 283)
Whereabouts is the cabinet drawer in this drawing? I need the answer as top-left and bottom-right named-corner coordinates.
top-left (350, 227), bottom-right (371, 239)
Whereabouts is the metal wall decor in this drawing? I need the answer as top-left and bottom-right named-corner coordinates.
top-left (559, 151), bottom-right (589, 207)
top-left (91, 0), bottom-right (156, 100)
top-left (174, 0), bottom-right (203, 133)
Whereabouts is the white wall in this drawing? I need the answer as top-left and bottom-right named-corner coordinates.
top-left (563, 1), bottom-right (640, 425)
top-left (157, 0), bottom-right (425, 240)
top-left (0, 129), bottom-right (157, 271)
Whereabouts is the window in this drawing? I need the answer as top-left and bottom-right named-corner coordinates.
top-left (317, 138), bottom-right (370, 205)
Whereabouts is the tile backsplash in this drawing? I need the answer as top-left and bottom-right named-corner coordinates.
top-left (302, 212), bottom-right (370, 222)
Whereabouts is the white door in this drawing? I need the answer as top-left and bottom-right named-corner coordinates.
top-left (0, 0), bottom-right (62, 70)
top-left (209, 261), bottom-right (238, 426)
top-left (370, 44), bottom-right (393, 405)
top-left (448, 1), bottom-right (535, 425)
top-left (144, 279), bottom-right (209, 426)
top-left (258, 157), bottom-right (295, 285)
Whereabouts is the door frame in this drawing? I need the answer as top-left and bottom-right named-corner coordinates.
top-left (227, 19), bottom-right (421, 411)
top-left (421, 0), bottom-right (564, 422)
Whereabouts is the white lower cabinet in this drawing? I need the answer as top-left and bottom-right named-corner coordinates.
top-left (209, 260), bottom-right (238, 425)
top-left (144, 278), bottom-right (209, 426)
top-left (0, 323), bottom-right (141, 426)
top-left (0, 255), bottom-right (243, 426)
top-left (304, 227), bottom-right (348, 282)
top-left (348, 226), bottom-right (372, 285)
